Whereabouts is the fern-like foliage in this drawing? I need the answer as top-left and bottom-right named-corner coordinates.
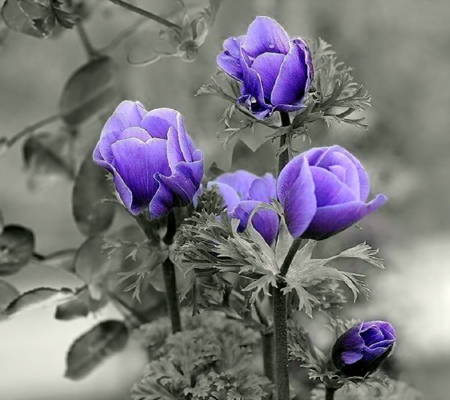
top-left (131, 311), bottom-right (271, 400)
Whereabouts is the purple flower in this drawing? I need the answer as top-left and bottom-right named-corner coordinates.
top-left (332, 321), bottom-right (396, 377)
top-left (93, 101), bottom-right (203, 218)
top-left (208, 170), bottom-right (279, 245)
top-left (217, 16), bottom-right (313, 119)
top-left (277, 145), bottom-right (387, 240)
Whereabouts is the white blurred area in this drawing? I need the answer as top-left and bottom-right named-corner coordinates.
top-left (0, 265), bottom-right (147, 400)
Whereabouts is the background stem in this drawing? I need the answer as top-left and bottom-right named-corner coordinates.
top-left (109, 0), bottom-right (181, 31)
top-left (262, 332), bottom-right (274, 381)
top-left (75, 23), bottom-right (97, 59)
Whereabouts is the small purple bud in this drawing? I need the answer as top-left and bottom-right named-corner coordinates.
top-left (332, 321), bottom-right (396, 377)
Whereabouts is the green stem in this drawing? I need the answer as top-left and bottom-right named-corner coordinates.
top-left (279, 238), bottom-right (303, 277)
top-left (325, 387), bottom-right (336, 400)
top-left (109, 0), bottom-right (181, 31)
top-left (278, 111), bottom-right (291, 174)
top-left (75, 22), bottom-right (97, 59)
top-left (273, 283), bottom-right (289, 399)
top-left (262, 331), bottom-right (274, 381)
top-left (135, 211), bottom-right (182, 333)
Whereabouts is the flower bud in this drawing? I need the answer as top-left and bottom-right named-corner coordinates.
top-left (332, 321), bottom-right (396, 377)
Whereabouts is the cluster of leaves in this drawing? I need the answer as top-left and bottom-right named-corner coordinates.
top-left (175, 209), bottom-right (383, 317)
top-left (196, 38), bottom-right (371, 150)
top-left (132, 310), bottom-right (273, 400)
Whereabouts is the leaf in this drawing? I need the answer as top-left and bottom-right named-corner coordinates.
top-left (3, 287), bottom-right (75, 316)
top-left (1, 0), bottom-right (55, 38)
top-left (74, 236), bottom-right (121, 299)
top-left (72, 151), bottom-right (115, 237)
top-left (42, 248), bottom-right (77, 274)
top-left (65, 320), bottom-right (129, 380)
top-left (275, 218), bottom-right (294, 267)
top-left (0, 225), bottom-right (34, 276)
top-left (55, 286), bottom-right (107, 320)
top-left (59, 56), bottom-right (119, 127)
top-left (22, 130), bottom-right (75, 190)
top-left (0, 279), bottom-right (20, 313)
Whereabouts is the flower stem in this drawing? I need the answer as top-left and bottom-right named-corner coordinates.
top-left (279, 238), bottom-right (302, 277)
top-left (75, 22), bottom-right (98, 59)
top-left (273, 282), bottom-right (289, 399)
top-left (135, 211), bottom-right (182, 334)
top-left (109, 0), bottom-right (181, 31)
top-left (262, 331), bottom-right (274, 380)
top-left (278, 111), bottom-right (291, 174)
top-left (325, 387), bottom-right (337, 400)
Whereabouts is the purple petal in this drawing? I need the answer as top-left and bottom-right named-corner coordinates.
top-left (341, 351), bottom-right (364, 365)
top-left (112, 169), bottom-right (135, 213)
top-left (175, 113), bottom-right (197, 163)
top-left (251, 53), bottom-right (285, 100)
top-left (303, 147), bottom-right (328, 165)
top-left (148, 178), bottom-right (175, 219)
top-left (110, 138), bottom-right (170, 214)
top-left (248, 173), bottom-right (277, 203)
top-left (302, 194), bottom-right (388, 240)
top-left (314, 148), bottom-right (361, 199)
top-left (242, 16), bottom-right (290, 57)
top-left (101, 101), bottom-right (146, 138)
top-left (310, 166), bottom-right (358, 207)
top-left (278, 157), bottom-right (317, 238)
top-left (217, 51), bottom-right (243, 80)
top-left (140, 108), bottom-right (180, 139)
top-left (207, 181), bottom-right (241, 211)
top-left (271, 39), bottom-right (309, 108)
top-left (215, 170), bottom-right (258, 200)
top-left (360, 326), bottom-right (385, 347)
top-left (316, 146), bottom-right (370, 201)
top-left (223, 35), bottom-right (245, 58)
top-left (98, 127), bottom-right (151, 165)
top-left (155, 157), bottom-right (204, 207)
top-left (232, 200), bottom-right (279, 245)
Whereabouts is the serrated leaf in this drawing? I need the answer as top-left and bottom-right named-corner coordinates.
top-left (22, 130), bottom-right (75, 190)
top-left (275, 218), bottom-right (294, 267)
top-left (59, 56), bottom-right (119, 127)
top-left (0, 279), bottom-right (20, 313)
top-left (72, 151), bottom-right (115, 237)
top-left (75, 236), bottom-right (121, 299)
top-left (42, 248), bottom-right (77, 274)
top-left (0, 225), bottom-right (34, 276)
top-left (65, 320), bottom-right (129, 380)
top-left (3, 287), bottom-right (75, 316)
top-left (50, 0), bottom-right (78, 29)
top-left (1, 0), bottom-right (55, 38)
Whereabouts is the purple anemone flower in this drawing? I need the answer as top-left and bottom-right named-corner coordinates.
top-left (332, 320), bottom-right (396, 377)
top-left (277, 145), bottom-right (387, 240)
top-left (217, 16), bottom-right (313, 119)
top-left (93, 100), bottom-right (203, 219)
top-left (208, 170), bottom-right (279, 245)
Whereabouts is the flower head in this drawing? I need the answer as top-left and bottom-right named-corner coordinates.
top-left (332, 321), bottom-right (396, 377)
top-left (217, 16), bottom-right (313, 119)
top-left (208, 170), bottom-right (279, 245)
top-left (277, 145), bottom-right (387, 240)
top-left (93, 101), bottom-right (203, 218)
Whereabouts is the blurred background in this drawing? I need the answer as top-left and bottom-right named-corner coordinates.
top-left (0, 0), bottom-right (449, 399)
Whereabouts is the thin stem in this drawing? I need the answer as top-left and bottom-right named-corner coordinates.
top-left (109, 0), bottom-right (181, 31)
top-left (135, 211), bottom-right (182, 334)
top-left (278, 111), bottom-right (291, 175)
top-left (76, 23), bottom-right (97, 59)
top-left (273, 283), bottom-right (289, 399)
top-left (279, 238), bottom-right (303, 277)
top-left (2, 114), bottom-right (60, 149)
top-left (162, 257), bottom-right (182, 333)
top-left (325, 387), bottom-right (336, 400)
top-left (100, 16), bottom-right (148, 53)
